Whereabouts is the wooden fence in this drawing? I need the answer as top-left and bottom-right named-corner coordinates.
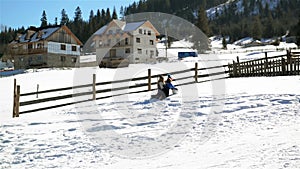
top-left (12, 50), bottom-right (300, 118)
top-left (228, 50), bottom-right (300, 77)
top-left (12, 63), bottom-right (229, 118)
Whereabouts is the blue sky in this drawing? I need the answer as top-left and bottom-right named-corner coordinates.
top-left (0, 0), bottom-right (137, 29)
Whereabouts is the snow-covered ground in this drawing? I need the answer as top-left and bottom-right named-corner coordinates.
top-left (1, 40), bottom-right (300, 169)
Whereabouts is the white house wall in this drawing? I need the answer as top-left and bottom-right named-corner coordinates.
top-left (47, 42), bottom-right (80, 56)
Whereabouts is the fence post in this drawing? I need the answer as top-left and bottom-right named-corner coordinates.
top-left (281, 58), bottom-right (286, 75)
top-left (264, 52), bottom-right (268, 76)
top-left (148, 69), bottom-right (151, 91)
top-left (233, 60), bottom-right (237, 77)
top-left (92, 74), bottom-right (96, 100)
top-left (12, 79), bottom-right (17, 118)
top-left (36, 84), bottom-right (39, 98)
top-left (15, 86), bottom-right (20, 117)
top-left (287, 49), bottom-right (291, 64)
top-left (237, 56), bottom-right (241, 76)
top-left (195, 62), bottom-right (198, 82)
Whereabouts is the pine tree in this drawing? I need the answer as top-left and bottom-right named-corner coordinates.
top-left (60, 9), bottom-right (69, 25)
top-left (40, 10), bottom-right (48, 27)
top-left (252, 15), bottom-right (262, 40)
top-left (106, 8), bottom-right (111, 23)
top-left (296, 14), bottom-right (300, 46)
top-left (222, 36), bottom-right (227, 49)
top-left (264, 9), bottom-right (274, 38)
top-left (74, 6), bottom-right (83, 23)
top-left (120, 6), bottom-right (124, 18)
top-left (196, 6), bottom-right (210, 36)
top-left (54, 17), bottom-right (58, 25)
top-left (112, 7), bottom-right (118, 19)
top-left (89, 10), bottom-right (94, 23)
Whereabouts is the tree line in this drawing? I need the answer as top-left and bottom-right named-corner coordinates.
top-left (1, 0), bottom-right (300, 57)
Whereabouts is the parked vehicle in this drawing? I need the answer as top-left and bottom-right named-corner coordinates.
top-left (99, 56), bottom-right (130, 68)
top-left (178, 52), bottom-right (198, 59)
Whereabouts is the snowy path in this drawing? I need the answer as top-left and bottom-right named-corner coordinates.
top-left (1, 76), bottom-right (300, 169)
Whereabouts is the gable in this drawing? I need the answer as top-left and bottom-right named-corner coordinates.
top-left (46, 25), bottom-right (83, 46)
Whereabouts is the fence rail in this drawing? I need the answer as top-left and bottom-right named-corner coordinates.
top-left (228, 50), bottom-right (300, 77)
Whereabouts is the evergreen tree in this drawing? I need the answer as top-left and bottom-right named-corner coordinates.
top-left (112, 7), bottom-right (118, 19)
top-left (74, 6), bottom-right (83, 23)
top-left (60, 9), bottom-right (69, 25)
top-left (54, 17), bottom-right (58, 25)
top-left (264, 9), bottom-right (274, 38)
top-left (222, 36), bottom-right (227, 49)
top-left (252, 15), bottom-right (262, 40)
top-left (89, 10), bottom-right (94, 23)
top-left (40, 10), bottom-right (48, 27)
top-left (296, 15), bottom-right (300, 46)
top-left (106, 8), bottom-right (111, 23)
top-left (120, 6), bottom-right (124, 18)
top-left (196, 6), bottom-right (210, 36)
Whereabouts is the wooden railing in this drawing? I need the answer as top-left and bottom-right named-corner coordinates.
top-left (12, 63), bottom-right (229, 118)
top-left (228, 50), bottom-right (300, 77)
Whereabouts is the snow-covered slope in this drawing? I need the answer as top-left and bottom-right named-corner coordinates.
top-left (1, 47), bottom-right (300, 168)
top-left (206, 0), bottom-right (280, 19)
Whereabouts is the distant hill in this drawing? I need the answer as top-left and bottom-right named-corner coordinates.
top-left (124, 0), bottom-right (300, 43)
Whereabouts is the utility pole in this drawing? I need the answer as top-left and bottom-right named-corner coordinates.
top-left (165, 28), bottom-right (168, 58)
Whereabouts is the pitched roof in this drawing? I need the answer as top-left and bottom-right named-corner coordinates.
top-left (18, 26), bottom-right (60, 43)
top-left (94, 20), bottom-right (159, 35)
top-left (12, 25), bottom-right (82, 45)
top-left (123, 21), bottom-right (146, 32)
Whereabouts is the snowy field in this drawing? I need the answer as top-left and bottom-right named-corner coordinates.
top-left (1, 41), bottom-right (300, 168)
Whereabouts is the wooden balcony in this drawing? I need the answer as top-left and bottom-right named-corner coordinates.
top-left (10, 48), bottom-right (47, 55)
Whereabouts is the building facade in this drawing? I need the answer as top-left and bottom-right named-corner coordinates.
top-left (8, 25), bottom-right (82, 69)
top-left (93, 20), bottom-right (160, 64)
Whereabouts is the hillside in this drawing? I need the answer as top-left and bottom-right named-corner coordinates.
top-left (125, 0), bottom-right (300, 43)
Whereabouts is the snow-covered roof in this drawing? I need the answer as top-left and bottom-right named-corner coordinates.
top-left (17, 26), bottom-right (60, 43)
top-left (93, 20), bottom-right (149, 36)
top-left (94, 25), bottom-right (108, 35)
top-left (123, 21), bottom-right (146, 32)
top-left (11, 25), bottom-right (82, 45)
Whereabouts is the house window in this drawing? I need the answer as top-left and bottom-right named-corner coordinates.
top-left (135, 58), bottom-right (140, 60)
top-left (125, 38), bottom-right (129, 45)
top-left (116, 38), bottom-right (120, 46)
top-left (146, 50), bottom-right (148, 55)
top-left (99, 40), bottom-right (102, 46)
top-left (137, 48), bottom-right (142, 54)
top-left (72, 46), bottom-right (77, 51)
top-left (61, 44), bottom-right (66, 50)
top-left (144, 30), bottom-right (147, 35)
top-left (37, 43), bottom-right (43, 49)
top-left (72, 57), bottom-right (77, 63)
top-left (28, 44), bottom-right (33, 49)
top-left (139, 29), bottom-right (142, 34)
top-left (136, 38), bottom-right (141, 43)
top-left (60, 56), bottom-right (66, 62)
top-left (125, 48), bottom-right (130, 54)
top-left (148, 31), bottom-right (151, 36)
top-left (108, 30), bottom-right (113, 34)
top-left (150, 40), bottom-right (154, 45)
top-left (150, 50), bottom-right (154, 58)
top-left (107, 39), bottom-right (111, 46)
